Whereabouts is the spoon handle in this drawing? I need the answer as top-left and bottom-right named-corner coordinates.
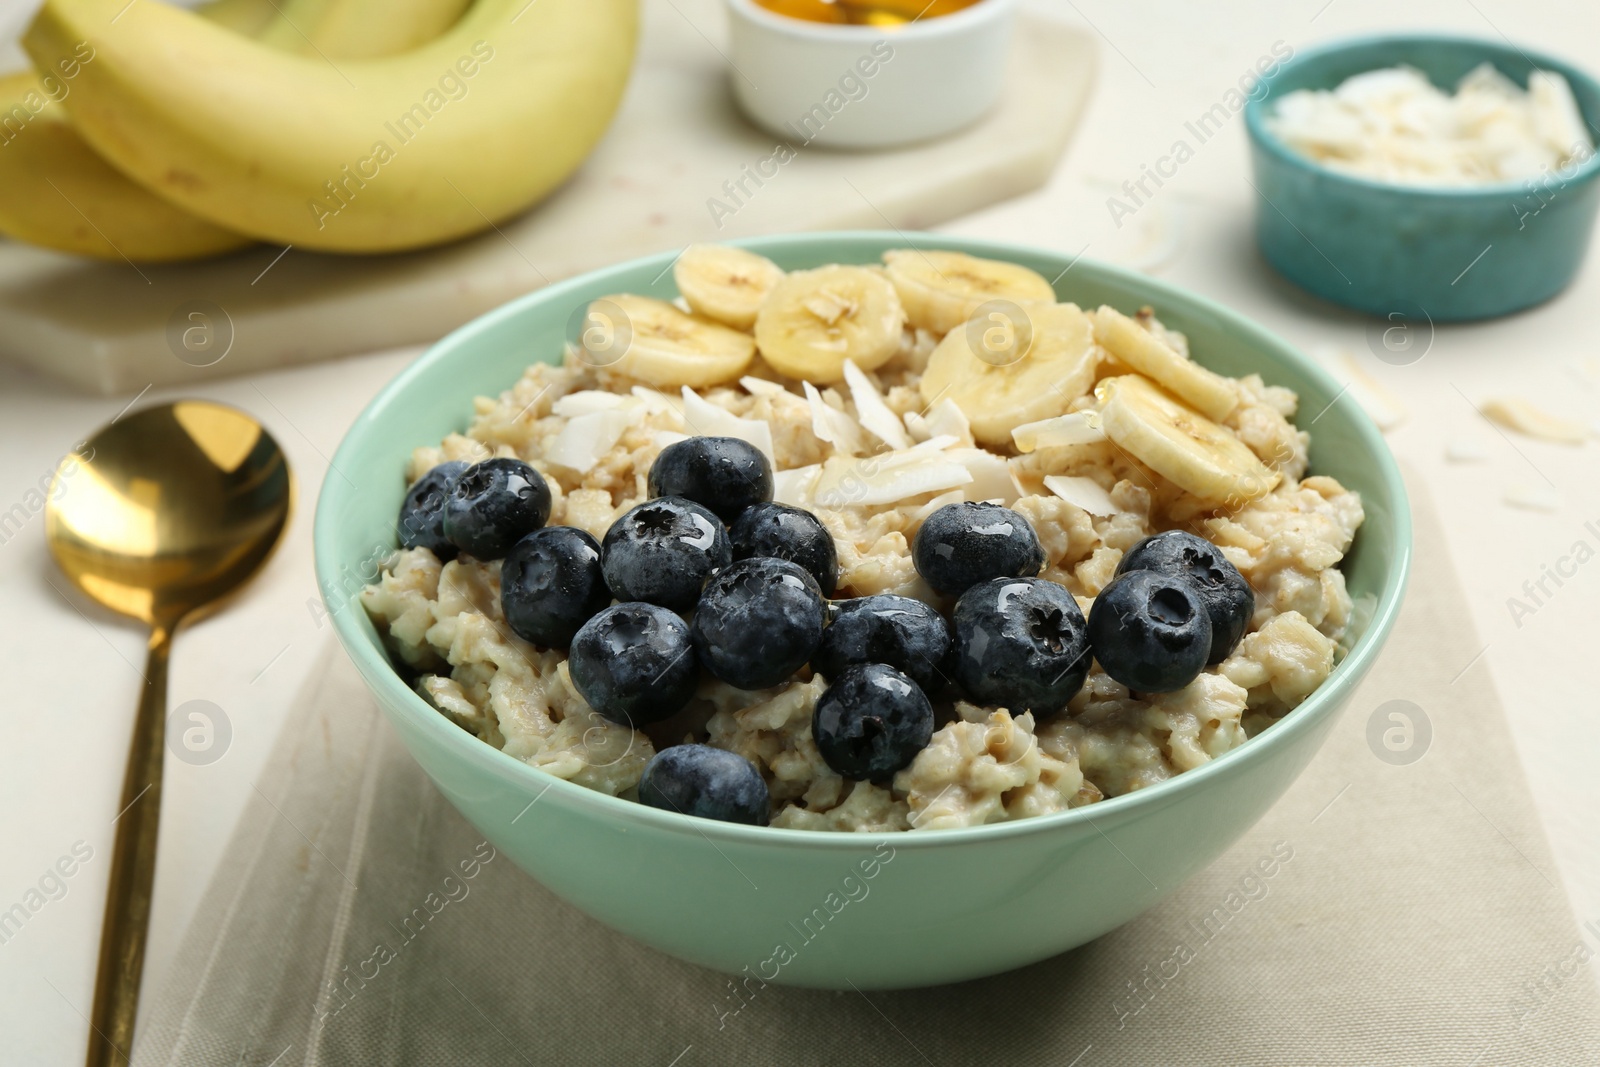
top-left (86, 626), bottom-right (171, 1067)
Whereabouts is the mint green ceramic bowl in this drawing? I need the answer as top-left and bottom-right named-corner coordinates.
top-left (314, 232), bottom-right (1411, 990)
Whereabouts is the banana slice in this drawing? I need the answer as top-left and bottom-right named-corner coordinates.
top-left (754, 265), bottom-right (906, 384)
top-left (1096, 375), bottom-right (1278, 504)
top-left (919, 302), bottom-right (1099, 447)
top-left (1090, 306), bottom-right (1238, 421)
top-left (882, 249), bottom-right (1057, 335)
top-left (674, 244), bottom-right (785, 330)
top-left (582, 293), bottom-right (754, 389)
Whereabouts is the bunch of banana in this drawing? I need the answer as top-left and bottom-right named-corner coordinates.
top-left (3, 0), bottom-right (635, 260)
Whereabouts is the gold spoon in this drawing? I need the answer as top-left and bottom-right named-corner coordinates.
top-left (45, 401), bottom-right (293, 1067)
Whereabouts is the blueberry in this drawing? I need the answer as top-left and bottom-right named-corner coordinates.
top-left (813, 664), bottom-right (934, 780)
top-left (501, 527), bottom-right (612, 649)
top-left (600, 497), bottom-right (731, 612)
top-left (1117, 530), bottom-right (1254, 663)
top-left (637, 745), bottom-right (770, 825)
top-left (441, 457), bottom-right (552, 561)
top-left (729, 501), bottom-right (838, 596)
top-left (568, 603), bottom-right (699, 727)
top-left (913, 502), bottom-right (1046, 598)
top-left (691, 557), bottom-right (825, 690)
top-left (951, 577), bottom-right (1091, 717)
top-left (397, 460), bottom-right (468, 560)
top-left (812, 595), bottom-right (950, 694)
top-left (1088, 570), bottom-right (1212, 693)
top-left (648, 436), bottom-right (773, 524)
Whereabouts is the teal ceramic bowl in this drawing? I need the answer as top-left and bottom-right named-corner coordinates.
top-left (1244, 34), bottom-right (1600, 321)
top-left (314, 232), bottom-right (1411, 990)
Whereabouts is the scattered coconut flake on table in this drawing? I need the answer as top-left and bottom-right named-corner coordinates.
top-left (1267, 62), bottom-right (1594, 185)
top-left (680, 386), bottom-right (775, 463)
top-left (803, 381), bottom-right (866, 456)
top-left (1445, 434), bottom-right (1491, 463)
top-left (1012, 410), bottom-right (1105, 452)
top-left (1505, 482), bottom-right (1562, 512)
top-left (1044, 475), bottom-right (1119, 517)
top-left (843, 360), bottom-right (912, 451)
top-left (1480, 396), bottom-right (1589, 445)
top-left (1336, 353), bottom-right (1407, 430)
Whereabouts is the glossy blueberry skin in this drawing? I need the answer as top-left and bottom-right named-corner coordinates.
top-left (1118, 530), bottom-right (1254, 664)
top-left (600, 497), bottom-right (731, 612)
top-left (813, 664), bottom-right (934, 780)
top-left (500, 527), bottom-right (612, 649)
top-left (441, 457), bottom-right (552, 561)
top-left (729, 501), bottom-right (838, 596)
top-left (812, 595), bottom-right (950, 695)
top-left (648, 436), bottom-right (773, 524)
top-left (397, 460), bottom-right (468, 560)
top-left (913, 502), bottom-right (1046, 598)
top-left (951, 577), bottom-right (1091, 717)
top-left (1088, 569), bottom-right (1213, 693)
top-left (691, 557), bottom-right (825, 690)
top-left (637, 745), bottom-right (770, 825)
top-left (568, 603), bottom-right (699, 727)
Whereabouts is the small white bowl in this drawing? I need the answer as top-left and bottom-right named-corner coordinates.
top-left (724, 0), bottom-right (1018, 149)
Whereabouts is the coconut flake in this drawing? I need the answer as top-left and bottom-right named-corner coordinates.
top-left (1504, 482), bottom-right (1561, 512)
top-left (1337, 354), bottom-right (1407, 431)
top-left (679, 386), bottom-right (775, 464)
top-left (803, 381), bottom-right (866, 455)
top-left (631, 387), bottom-right (681, 415)
top-left (552, 390), bottom-right (636, 417)
top-left (843, 360), bottom-right (913, 451)
top-left (1480, 396), bottom-right (1588, 445)
top-left (545, 409), bottom-right (634, 473)
top-left (1012, 411), bottom-right (1106, 452)
top-left (1044, 474), bottom-right (1119, 517)
top-left (945, 448), bottom-right (1018, 504)
top-left (773, 464), bottom-right (820, 507)
top-left (740, 376), bottom-right (788, 398)
top-left (910, 490), bottom-right (966, 522)
top-left (905, 397), bottom-right (974, 447)
top-left (811, 452), bottom-right (972, 509)
top-left (1445, 434), bottom-right (1490, 463)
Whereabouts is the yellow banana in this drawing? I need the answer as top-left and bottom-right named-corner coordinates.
top-left (0, 0), bottom-right (478, 262)
top-left (0, 70), bottom-right (250, 261)
top-left (25, 0), bottom-right (639, 253)
top-left (300, 0), bottom-right (475, 59)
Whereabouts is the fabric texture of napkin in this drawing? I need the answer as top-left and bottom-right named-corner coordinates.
top-left (131, 475), bottom-right (1600, 1066)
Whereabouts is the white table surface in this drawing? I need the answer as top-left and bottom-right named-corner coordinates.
top-left (3, 0), bottom-right (1598, 1062)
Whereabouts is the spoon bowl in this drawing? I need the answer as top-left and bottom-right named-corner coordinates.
top-left (45, 400), bottom-right (291, 1067)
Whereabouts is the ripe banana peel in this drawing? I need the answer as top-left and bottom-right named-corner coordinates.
top-left (25, 0), bottom-right (640, 253)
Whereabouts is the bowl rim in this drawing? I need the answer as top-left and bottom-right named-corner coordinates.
top-left (314, 230), bottom-right (1413, 852)
top-left (723, 0), bottom-right (1015, 42)
top-left (1243, 31), bottom-right (1600, 199)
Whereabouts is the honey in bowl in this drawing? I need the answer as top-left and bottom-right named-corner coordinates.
top-left (752, 0), bottom-right (985, 27)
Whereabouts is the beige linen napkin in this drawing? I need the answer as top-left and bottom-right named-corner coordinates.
top-left (131, 476), bottom-right (1600, 1066)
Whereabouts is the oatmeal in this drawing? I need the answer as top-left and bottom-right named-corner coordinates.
top-left (362, 245), bottom-right (1364, 831)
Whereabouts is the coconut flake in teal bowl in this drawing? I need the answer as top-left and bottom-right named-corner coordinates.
top-left (1244, 34), bottom-right (1600, 322)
